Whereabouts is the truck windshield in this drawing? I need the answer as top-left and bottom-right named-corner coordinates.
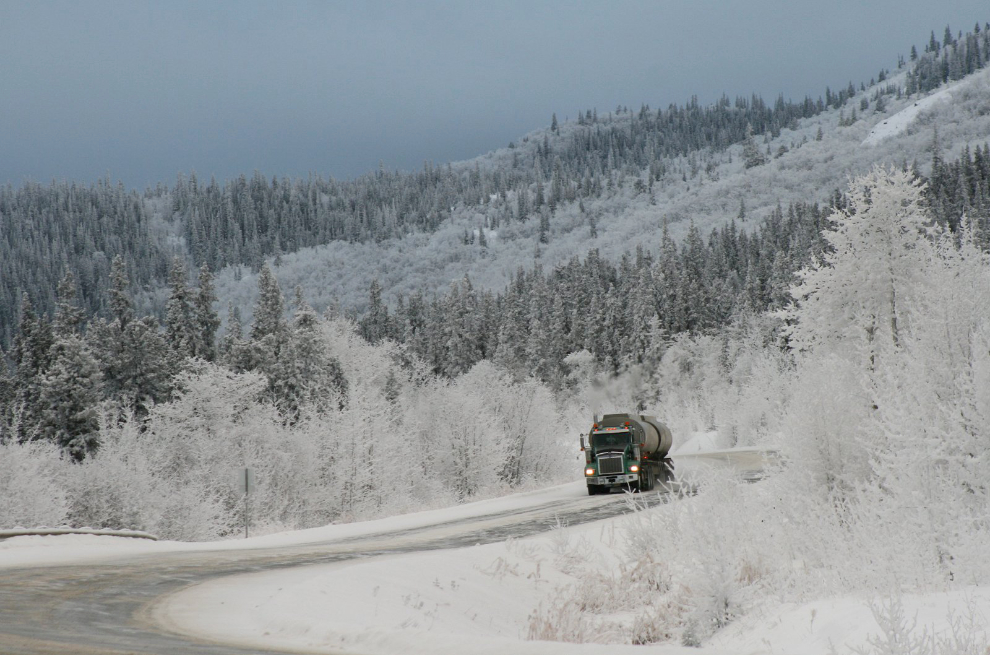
top-left (592, 431), bottom-right (631, 449)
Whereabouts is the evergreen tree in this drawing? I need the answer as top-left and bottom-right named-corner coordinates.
top-left (165, 258), bottom-right (198, 358)
top-left (53, 272), bottom-right (84, 338)
top-left (249, 262), bottom-right (288, 371)
top-left (195, 264), bottom-right (221, 361)
top-left (538, 209), bottom-right (550, 244)
top-left (108, 256), bottom-right (134, 329)
top-left (269, 300), bottom-right (348, 417)
top-left (37, 334), bottom-right (102, 460)
top-left (359, 279), bottom-right (389, 344)
top-left (742, 125), bottom-right (766, 169)
top-left (91, 258), bottom-right (175, 420)
top-left (8, 295), bottom-right (53, 440)
top-left (220, 302), bottom-right (252, 372)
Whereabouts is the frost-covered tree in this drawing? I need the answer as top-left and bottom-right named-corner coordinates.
top-left (6, 295), bottom-right (53, 440)
top-left (37, 334), bottom-right (102, 460)
top-left (249, 262), bottom-right (289, 372)
top-left (358, 279), bottom-right (389, 344)
top-left (165, 257), bottom-right (199, 359)
top-left (269, 300), bottom-right (348, 417)
top-left (783, 167), bottom-right (929, 370)
top-left (90, 261), bottom-right (175, 422)
top-left (867, 219), bottom-right (990, 527)
top-left (195, 264), bottom-right (220, 361)
top-left (742, 124), bottom-right (766, 169)
top-left (108, 256), bottom-right (134, 329)
top-left (53, 272), bottom-right (84, 338)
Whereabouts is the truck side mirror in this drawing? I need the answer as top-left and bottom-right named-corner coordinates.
top-left (579, 436), bottom-right (586, 451)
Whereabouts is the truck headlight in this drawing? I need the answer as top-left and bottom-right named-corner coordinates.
top-left (629, 465), bottom-right (640, 473)
top-left (585, 468), bottom-right (595, 476)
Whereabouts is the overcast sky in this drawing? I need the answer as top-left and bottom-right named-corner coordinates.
top-left (1, 1), bottom-right (987, 189)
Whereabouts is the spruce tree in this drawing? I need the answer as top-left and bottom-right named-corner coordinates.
top-left (165, 258), bottom-right (198, 358)
top-left (251, 263), bottom-right (286, 343)
top-left (9, 295), bottom-right (53, 440)
top-left (359, 279), bottom-right (389, 344)
top-left (249, 262), bottom-right (288, 372)
top-left (742, 125), bottom-right (766, 169)
top-left (53, 272), bottom-right (84, 338)
top-left (538, 209), bottom-right (550, 244)
top-left (270, 300), bottom-right (348, 418)
top-left (195, 264), bottom-right (220, 361)
top-left (38, 334), bottom-right (102, 460)
top-left (108, 256), bottom-right (133, 329)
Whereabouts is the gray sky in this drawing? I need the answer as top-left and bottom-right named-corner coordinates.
top-left (1, 1), bottom-right (987, 189)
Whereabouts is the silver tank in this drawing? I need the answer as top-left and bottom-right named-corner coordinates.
top-left (594, 413), bottom-right (673, 458)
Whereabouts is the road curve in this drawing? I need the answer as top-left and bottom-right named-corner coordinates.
top-left (0, 450), bottom-right (773, 655)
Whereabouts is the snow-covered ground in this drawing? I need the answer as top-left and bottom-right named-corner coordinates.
top-left (861, 70), bottom-right (975, 145)
top-left (863, 88), bottom-right (951, 145)
top-left (154, 522), bottom-right (716, 655)
top-left (0, 481), bottom-right (586, 570)
top-left (154, 469), bottom-right (989, 655)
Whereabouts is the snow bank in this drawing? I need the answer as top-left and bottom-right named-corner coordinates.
top-left (710, 589), bottom-right (990, 654)
top-left (156, 497), bottom-right (729, 655)
top-left (0, 481), bottom-right (587, 570)
top-left (670, 431), bottom-right (719, 454)
top-left (157, 487), bottom-right (989, 655)
top-left (863, 87), bottom-right (953, 145)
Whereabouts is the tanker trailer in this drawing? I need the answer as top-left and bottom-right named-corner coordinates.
top-left (580, 413), bottom-right (674, 495)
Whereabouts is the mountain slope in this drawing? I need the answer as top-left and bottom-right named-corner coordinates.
top-left (208, 64), bottom-right (990, 322)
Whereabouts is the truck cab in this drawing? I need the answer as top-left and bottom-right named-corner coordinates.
top-left (582, 413), bottom-right (674, 495)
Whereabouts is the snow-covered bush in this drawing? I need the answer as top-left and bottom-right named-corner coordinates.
top-left (779, 353), bottom-right (873, 502)
top-left (637, 321), bottom-right (790, 448)
top-left (0, 441), bottom-right (69, 528)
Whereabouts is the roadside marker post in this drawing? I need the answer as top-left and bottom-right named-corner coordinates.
top-left (235, 468), bottom-right (255, 538)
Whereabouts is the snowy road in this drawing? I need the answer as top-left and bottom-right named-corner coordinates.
top-left (0, 449), bottom-right (772, 654)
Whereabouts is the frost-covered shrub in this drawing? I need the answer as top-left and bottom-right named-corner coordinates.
top-left (0, 441), bottom-right (68, 528)
top-left (779, 354), bottom-right (873, 502)
top-left (65, 431), bottom-right (164, 532)
top-left (639, 322), bottom-right (791, 448)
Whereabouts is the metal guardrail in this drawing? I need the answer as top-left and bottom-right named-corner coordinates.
top-left (0, 527), bottom-right (158, 541)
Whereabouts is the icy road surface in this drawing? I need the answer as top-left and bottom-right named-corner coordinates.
top-left (0, 449), bottom-right (771, 654)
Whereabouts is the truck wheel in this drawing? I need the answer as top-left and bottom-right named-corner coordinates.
top-left (642, 469), bottom-right (653, 492)
top-left (587, 485), bottom-right (599, 496)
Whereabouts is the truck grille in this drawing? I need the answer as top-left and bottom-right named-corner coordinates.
top-left (598, 455), bottom-right (624, 475)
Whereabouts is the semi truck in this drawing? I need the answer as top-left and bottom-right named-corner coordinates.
top-left (581, 413), bottom-right (674, 494)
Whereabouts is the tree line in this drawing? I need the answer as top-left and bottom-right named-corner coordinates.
top-left (906, 22), bottom-right (990, 95)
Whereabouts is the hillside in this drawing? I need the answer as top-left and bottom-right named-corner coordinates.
top-left (209, 63), bottom-right (990, 323)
